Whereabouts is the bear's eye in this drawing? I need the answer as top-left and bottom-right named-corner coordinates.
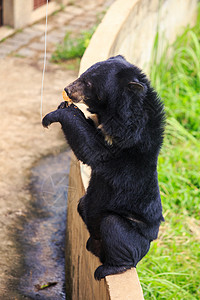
top-left (86, 81), bottom-right (92, 88)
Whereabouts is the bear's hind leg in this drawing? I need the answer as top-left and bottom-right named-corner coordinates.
top-left (77, 196), bottom-right (86, 223)
top-left (94, 214), bottom-right (150, 280)
top-left (86, 237), bottom-right (101, 258)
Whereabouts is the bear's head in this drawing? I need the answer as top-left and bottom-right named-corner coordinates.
top-left (64, 55), bottom-right (164, 150)
top-left (65, 55), bottom-right (147, 112)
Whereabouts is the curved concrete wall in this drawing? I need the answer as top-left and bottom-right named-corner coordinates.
top-left (66, 0), bottom-right (198, 299)
top-left (80, 0), bottom-right (197, 74)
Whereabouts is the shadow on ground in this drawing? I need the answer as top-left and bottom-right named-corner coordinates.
top-left (18, 151), bottom-right (72, 300)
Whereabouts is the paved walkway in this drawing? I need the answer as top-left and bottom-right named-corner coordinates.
top-left (0, 0), bottom-right (113, 61)
top-left (0, 0), bottom-right (114, 298)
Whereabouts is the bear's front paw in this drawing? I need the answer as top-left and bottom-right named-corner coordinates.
top-left (57, 101), bottom-right (67, 109)
top-left (42, 114), bottom-right (51, 128)
top-left (42, 110), bottom-right (61, 128)
top-left (64, 103), bottom-right (86, 119)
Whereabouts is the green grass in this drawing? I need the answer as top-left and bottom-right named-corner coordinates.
top-left (139, 212), bottom-right (200, 299)
top-left (51, 27), bottom-right (96, 62)
top-left (51, 8), bottom-right (107, 63)
top-left (138, 6), bottom-right (200, 299)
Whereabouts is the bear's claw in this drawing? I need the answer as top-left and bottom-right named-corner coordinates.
top-left (42, 115), bottom-right (51, 128)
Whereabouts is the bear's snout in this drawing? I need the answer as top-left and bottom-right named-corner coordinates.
top-left (64, 80), bottom-right (85, 103)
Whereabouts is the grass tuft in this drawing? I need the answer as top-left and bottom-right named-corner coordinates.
top-left (51, 28), bottom-right (96, 63)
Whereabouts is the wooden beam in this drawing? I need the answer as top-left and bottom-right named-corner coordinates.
top-left (66, 154), bottom-right (144, 300)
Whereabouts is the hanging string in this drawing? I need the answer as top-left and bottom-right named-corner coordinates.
top-left (40, 0), bottom-right (49, 121)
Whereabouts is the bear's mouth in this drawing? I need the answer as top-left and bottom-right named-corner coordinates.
top-left (69, 93), bottom-right (85, 103)
top-left (64, 81), bottom-right (87, 104)
top-left (66, 90), bottom-right (88, 106)
top-left (64, 89), bottom-right (90, 109)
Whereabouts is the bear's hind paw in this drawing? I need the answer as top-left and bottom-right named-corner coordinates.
top-left (94, 265), bottom-right (131, 280)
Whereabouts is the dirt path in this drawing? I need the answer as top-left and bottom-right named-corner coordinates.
top-left (0, 1), bottom-right (115, 297)
top-left (0, 56), bottom-right (77, 298)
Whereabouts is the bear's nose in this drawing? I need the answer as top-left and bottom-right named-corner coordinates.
top-left (64, 87), bottom-right (70, 97)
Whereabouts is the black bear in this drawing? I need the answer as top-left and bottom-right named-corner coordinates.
top-left (42, 55), bottom-right (165, 280)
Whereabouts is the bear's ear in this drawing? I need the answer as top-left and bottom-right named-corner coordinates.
top-left (109, 55), bottom-right (125, 61)
top-left (127, 81), bottom-right (144, 92)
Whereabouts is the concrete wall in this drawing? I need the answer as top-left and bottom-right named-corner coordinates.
top-left (80, 0), bottom-right (197, 74)
top-left (79, 0), bottom-right (197, 189)
top-left (3, 0), bottom-right (32, 28)
top-left (67, 0), bottom-right (198, 299)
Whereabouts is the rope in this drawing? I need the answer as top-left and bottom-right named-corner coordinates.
top-left (40, 0), bottom-right (49, 121)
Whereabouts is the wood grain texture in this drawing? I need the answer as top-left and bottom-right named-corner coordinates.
top-left (66, 153), bottom-right (144, 300)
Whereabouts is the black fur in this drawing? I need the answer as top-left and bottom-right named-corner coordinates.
top-left (42, 55), bottom-right (165, 280)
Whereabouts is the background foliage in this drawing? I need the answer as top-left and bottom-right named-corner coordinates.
top-left (138, 6), bottom-right (200, 300)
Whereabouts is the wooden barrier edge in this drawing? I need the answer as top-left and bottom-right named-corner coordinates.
top-left (66, 154), bottom-right (144, 300)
